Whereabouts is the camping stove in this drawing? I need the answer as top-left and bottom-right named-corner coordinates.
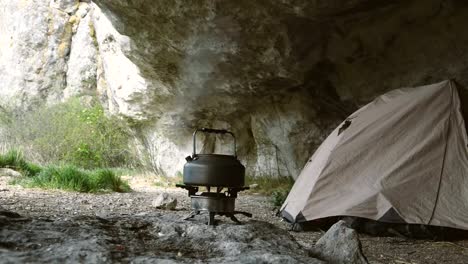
top-left (176, 128), bottom-right (252, 225)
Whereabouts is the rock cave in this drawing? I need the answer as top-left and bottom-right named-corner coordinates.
top-left (1, 0), bottom-right (468, 263)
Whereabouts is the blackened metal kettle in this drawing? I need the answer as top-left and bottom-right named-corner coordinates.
top-left (183, 128), bottom-right (245, 188)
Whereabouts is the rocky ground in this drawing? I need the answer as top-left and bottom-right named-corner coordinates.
top-left (1, 174), bottom-right (468, 263)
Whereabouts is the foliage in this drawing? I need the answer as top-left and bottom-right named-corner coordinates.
top-left (0, 150), bottom-right (130, 193)
top-left (93, 169), bottom-right (131, 193)
top-left (0, 98), bottom-right (136, 169)
top-left (153, 174), bottom-right (183, 188)
top-left (245, 175), bottom-right (294, 195)
top-left (0, 149), bottom-right (42, 176)
top-left (271, 189), bottom-right (290, 207)
top-left (25, 166), bottom-right (130, 193)
top-left (245, 175), bottom-right (294, 207)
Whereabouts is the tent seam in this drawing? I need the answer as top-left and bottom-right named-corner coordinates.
top-left (428, 81), bottom-right (453, 225)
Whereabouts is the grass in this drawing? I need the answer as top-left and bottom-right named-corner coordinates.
top-left (0, 150), bottom-right (130, 193)
top-left (26, 166), bottom-right (130, 193)
top-left (245, 175), bottom-right (295, 206)
top-left (112, 167), bottom-right (143, 177)
top-left (153, 174), bottom-right (183, 188)
top-left (245, 175), bottom-right (294, 195)
top-left (0, 98), bottom-right (137, 169)
top-left (0, 149), bottom-right (42, 176)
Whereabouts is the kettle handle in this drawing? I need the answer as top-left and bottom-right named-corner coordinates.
top-left (192, 128), bottom-right (237, 157)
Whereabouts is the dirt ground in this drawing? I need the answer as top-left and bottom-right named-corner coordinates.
top-left (1, 174), bottom-right (468, 264)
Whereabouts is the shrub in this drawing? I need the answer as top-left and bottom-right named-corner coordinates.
top-left (26, 165), bottom-right (130, 193)
top-left (0, 98), bottom-right (136, 169)
top-left (92, 169), bottom-right (131, 193)
top-left (0, 149), bottom-right (42, 176)
top-left (271, 189), bottom-right (290, 207)
top-left (29, 166), bottom-right (92, 192)
top-left (0, 150), bottom-right (130, 193)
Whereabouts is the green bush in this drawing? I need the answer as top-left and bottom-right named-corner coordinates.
top-left (0, 150), bottom-right (130, 193)
top-left (27, 165), bottom-right (130, 193)
top-left (93, 169), bottom-right (131, 193)
top-left (271, 189), bottom-right (290, 207)
top-left (0, 98), bottom-right (136, 169)
top-left (0, 149), bottom-right (42, 176)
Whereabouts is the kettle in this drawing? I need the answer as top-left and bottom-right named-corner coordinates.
top-left (183, 128), bottom-right (245, 188)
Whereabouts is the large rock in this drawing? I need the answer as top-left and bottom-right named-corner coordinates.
top-left (90, 0), bottom-right (468, 178)
top-left (0, 211), bottom-right (325, 263)
top-left (91, 2), bottom-right (160, 121)
top-left (0, 0), bottom-right (72, 107)
top-left (63, 2), bottom-right (97, 99)
top-left (312, 220), bottom-right (368, 264)
top-left (2, 0), bottom-right (468, 178)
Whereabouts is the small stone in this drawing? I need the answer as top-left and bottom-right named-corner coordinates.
top-left (311, 220), bottom-right (368, 264)
top-left (249, 183), bottom-right (259, 189)
top-left (0, 168), bottom-right (22, 178)
top-left (152, 193), bottom-right (177, 210)
top-left (135, 212), bottom-right (148, 217)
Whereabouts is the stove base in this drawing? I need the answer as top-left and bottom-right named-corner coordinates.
top-left (184, 210), bottom-right (252, 225)
top-left (191, 194), bottom-right (235, 212)
top-left (184, 195), bottom-right (252, 225)
top-left (176, 184), bottom-right (251, 225)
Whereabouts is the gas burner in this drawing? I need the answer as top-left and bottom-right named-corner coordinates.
top-left (176, 185), bottom-right (251, 225)
top-left (176, 128), bottom-right (252, 225)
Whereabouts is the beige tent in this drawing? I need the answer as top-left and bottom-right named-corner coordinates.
top-left (281, 80), bottom-right (468, 230)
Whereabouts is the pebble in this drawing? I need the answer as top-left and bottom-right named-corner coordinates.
top-left (249, 183), bottom-right (259, 189)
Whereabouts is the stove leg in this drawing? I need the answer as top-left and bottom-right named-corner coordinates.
top-left (229, 214), bottom-right (242, 225)
top-left (234, 211), bottom-right (252, 218)
top-left (183, 210), bottom-right (200, 220)
top-left (207, 212), bottom-right (216, 225)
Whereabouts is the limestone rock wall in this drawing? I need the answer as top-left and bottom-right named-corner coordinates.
top-left (0, 0), bottom-right (76, 107)
top-left (1, 0), bottom-right (468, 177)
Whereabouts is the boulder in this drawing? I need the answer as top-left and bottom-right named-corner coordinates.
top-left (0, 212), bottom-right (325, 263)
top-left (312, 220), bottom-right (368, 264)
top-left (152, 193), bottom-right (177, 210)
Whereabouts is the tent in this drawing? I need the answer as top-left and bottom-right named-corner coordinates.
top-left (281, 80), bottom-right (468, 230)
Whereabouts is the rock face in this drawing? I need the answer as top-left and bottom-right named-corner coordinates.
top-left (1, 0), bottom-right (468, 177)
top-left (0, 211), bottom-right (325, 263)
top-left (64, 2), bottom-right (97, 99)
top-left (0, 0), bottom-right (73, 106)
